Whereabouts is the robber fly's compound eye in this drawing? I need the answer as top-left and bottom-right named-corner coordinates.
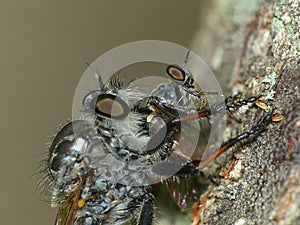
top-left (95, 94), bottom-right (130, 120)
top-left (166, 64), bottom-right (186, 81)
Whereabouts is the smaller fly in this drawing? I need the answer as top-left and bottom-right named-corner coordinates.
top-left (36, 57), bottom-right (282, 225)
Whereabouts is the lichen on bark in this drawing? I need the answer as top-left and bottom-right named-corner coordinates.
top-left (192, 0), bottom-right (300, 224)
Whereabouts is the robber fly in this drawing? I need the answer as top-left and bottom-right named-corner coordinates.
top-left (36, 54), bottom-right (282, 225)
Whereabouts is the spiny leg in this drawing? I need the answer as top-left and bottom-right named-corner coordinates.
top-left (197, 109), bottom-right (282, 170)
top-left (171, 109), bottom-right (282, 173)
top-left (137, 195), bottom-right (154, 225)
top-left (225, 95), bottom-right (266, 110)
top-left (149, 95), bottom-right (281, 172)
top-left (182, 84), bottom-right (267, 112)
top-left (225, 95), bottom-right (267, 118)
top-left (171, 109), bottom-right (283, 172)
top-left (172, 95), bottom-right (267, 123)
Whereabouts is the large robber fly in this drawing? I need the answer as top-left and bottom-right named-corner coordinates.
top-left (36, 52), bottom-right (282, 225)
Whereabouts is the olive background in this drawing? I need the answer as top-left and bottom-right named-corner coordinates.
top-left (0, 1), bottom-right (207, 224)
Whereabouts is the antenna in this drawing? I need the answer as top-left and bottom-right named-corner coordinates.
top-left (183, 49), bottom-right (194, 68)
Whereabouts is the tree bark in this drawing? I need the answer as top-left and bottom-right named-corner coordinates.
top-left (192, 0), bottom-right (300, 224)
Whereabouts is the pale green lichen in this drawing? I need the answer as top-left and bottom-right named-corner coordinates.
top-left (261, 71), bottom-right (278, 101)
top-left (271, 17), bottom-right (285, 37)
top-left (261, 72), bottom-right (277, 89)
top-left (264, 89), bottom-right (276, 101)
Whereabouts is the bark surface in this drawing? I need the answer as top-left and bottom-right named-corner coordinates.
top-left (192, 0), bottom-right (300, 224)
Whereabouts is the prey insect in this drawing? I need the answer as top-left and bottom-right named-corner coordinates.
top-left (36, 56), bottom-right (282, 225)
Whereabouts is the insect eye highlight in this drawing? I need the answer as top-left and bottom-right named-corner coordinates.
top-left (95, 94), bottom-right (130, 120)
top-left (50, 140), bottom-right (72, 172)
top-left (166, 65), bottom-right (186, 81)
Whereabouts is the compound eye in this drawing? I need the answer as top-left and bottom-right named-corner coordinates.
top-left (95, 94), bottom-right (130, 119)
top-left (166, 65), bottom-right (186, 81)
top-left (50, 140), bottom-right (72, 172)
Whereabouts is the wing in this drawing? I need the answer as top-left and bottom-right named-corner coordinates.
top-left (55, 179), bottom-right (82, 225)
top-left (174, 117), bottom-right (211, 162)
top-left (166, 173), bottom-right (208, 211)
top-left (165, 118), bottom-right (211, 211)
top-left (55, 199), bottom-right (75, 225)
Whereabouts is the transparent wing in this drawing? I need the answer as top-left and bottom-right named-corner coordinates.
top-left (55, 197), bottom-right (77, 225)
top-left (55, 200), bottom-right (73, 225)
top-left (165, 118), bottom-right (211, 211)
top-left (166, 174), bottom-right (208, 211)
top-left (54, 179), bottom-right (82, 225)
top-left (175, 117), bottom-right (211, 162)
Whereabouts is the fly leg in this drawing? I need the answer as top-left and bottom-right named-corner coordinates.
top-left (137, 195), bottom-right (154, 225)
top-left (171, 109), bottom-right (282, 170)
top-left (197, 109), bottom-right (283, 170)
top-left (225, 95), bottom-right (267, 115)
top-left (172, 95), bottom-right (268, 123)
top-left (174, 162), bottom-right (199, 176)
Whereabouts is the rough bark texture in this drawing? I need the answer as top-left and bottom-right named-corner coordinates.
top-left (192, 0), bottom-right (300, 225)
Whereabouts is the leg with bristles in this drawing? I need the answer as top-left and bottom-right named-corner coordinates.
top-left (197, 109), bottom-right (283, 170)
top-left (172, 95), bottom-right (268, 123)
top-left (170, 109), bottom-right (282, 173)
top-left (137, 195), bottom-right (154, 225)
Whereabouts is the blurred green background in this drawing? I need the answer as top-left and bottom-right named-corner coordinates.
top-left (0, 1), bottom-right (206, 224)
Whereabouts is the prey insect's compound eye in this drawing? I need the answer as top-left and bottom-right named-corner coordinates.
top-left (95, 94), bottom-right (130, 119)
top-left (166, 64), bottom-right (186, 81)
